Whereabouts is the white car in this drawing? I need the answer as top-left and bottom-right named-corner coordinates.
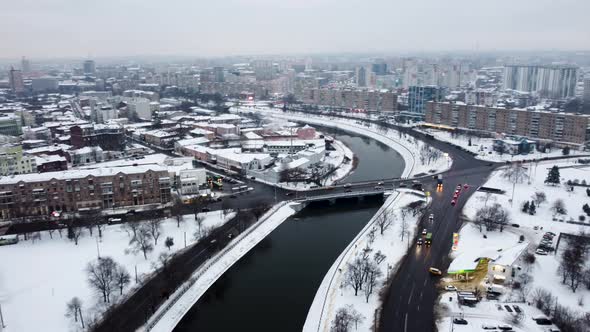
top-left (536, 249), bottom-right (548, 255)
top-left (429, 214), bottom-right (434, 221)
top-left (445, 285), bottom-right (457, 291)
top-left (422, 228), bottom-right (428, 235)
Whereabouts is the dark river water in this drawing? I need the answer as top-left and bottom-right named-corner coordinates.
top-left (173, 127), bottom-right (405, 332)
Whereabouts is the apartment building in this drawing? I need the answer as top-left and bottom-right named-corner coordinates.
top-left (503, 65), bottom-right (577, 99)
top-left (0, 165), bottom-right (171, 219)
top-left (425, 102), bottom-right (590, 145)
top-left (70, 124), bottom-right (126, 151)
top-left (302, 88), bottom-right (397, 112)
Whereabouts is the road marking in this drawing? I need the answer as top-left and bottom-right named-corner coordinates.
top-left (408, 284), bottom-right (415, 305)
top-left (423, 279), bottom-right (428, 287)
top-left (417, 305), bottom-right (420, 312)
top-left (404, 313), bottom-right (408, 332)
top-left (420, 291), bottom-right (424, 301)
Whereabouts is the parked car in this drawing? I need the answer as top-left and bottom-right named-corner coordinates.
top-left (453, 318), bottom-right (468, 325)
top-left (536, 249), bottom-right (548, 255)
top-left (533, 316), bottom-right (552, 325)
top-left (498, 324), bottom-right (513, 330)
top-left (422, 228), bottom-right (428, 235)
top-left (481, 323), bottom-right (497, 330)
top-left (445, 285), bottom-right (457, 291)
top-left (429, 214), bottom-right (434, 221)
top-left (451, 199), bottom-right (457, 206)
top-left (428, 267), bottom-right (442, 276)
top-left (345, 188), bottom-right (353, 193)
top-left (545, 232), bottom-right (556, 236)
top-left (285, 192), bottom-right (294, 196)
top-left (511, 223), bottom-right (520, 228)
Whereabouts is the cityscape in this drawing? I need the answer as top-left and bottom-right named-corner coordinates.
top-left (1, 1), bottom-right (590, 332)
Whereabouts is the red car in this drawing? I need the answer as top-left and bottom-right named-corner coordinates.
top-left (453, 193), bottom-right (459, 199)
top-left (451, 199), bottom-right (457, 206)
top-left (463, 184), bottom-right (469, 189)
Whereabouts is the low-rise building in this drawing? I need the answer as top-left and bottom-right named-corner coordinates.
top-left (35, 154), bottom-right (68, 173)
top-left (0, 165), bottom-right (171, 219)
top-left (0, 145), bottom-right (36, 175)
top-left (177, 169), bottom-right (207, 195)
top-left (69, 146), bottom-right (104, 166)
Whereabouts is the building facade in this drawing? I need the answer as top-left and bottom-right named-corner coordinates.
top-left (503, 65), bottom-right (577, 99)
top-left (408, 85), bottom-right (444, 115)
top-left (0, 145), bottom-right (36, 175)
top-left (0, 165), bottom-right (171, 219)
top-left (70, 124), bottom-right (125, 151)
top-left (303, 88), bottom-right (397, 112)
top-left (425, 102), bottom-right (590, 144)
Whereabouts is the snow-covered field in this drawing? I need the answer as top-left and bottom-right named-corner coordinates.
top-left (418, 128), bottom-right (585, 162)
top-left (304, 190), bottom-right (427, 332)
top-left (437, 160), bottom-right (590, 330)
top-left (145, 202), bottom-right (300, 332)
top-left (0, 212), bottom-right (233, 332)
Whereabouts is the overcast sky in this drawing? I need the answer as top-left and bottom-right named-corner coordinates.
top-left (1, 0), bottom-right (589, 59)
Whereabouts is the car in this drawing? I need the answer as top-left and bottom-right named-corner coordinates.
top-left (454, 189), bottom-right (460, 194)
top-left (374, 186), bottom-right (384, 190)
top-left (545, 328), bottom-right (560, 332)
top-left (422, 228), bottom-right (428, 235)
top-left (533, 316), bottom-right (552, 325)
top-left (511, 223), bottom-right (520, 228)
top-left (107, 217), bottom-right (122, 224)
top-left (201, 208), bottom-right (211, 212)
top-left (453, 193), bottom-right (459, 199)
top-left (429, 214), bottom-right (434, 221)
top-left (536, 249), bottom-right (548, 255)
top-left (487, 162), bottom-right (494, 166)
top-left (453, 318), bottom-right (468, 325)
top-left (343, 183), bottom-right (352, 188)
top-left (463, 184), bottom-right (469, 189)
top-left (540, 239), bottom-right (552, 245)
top-left (230, 195), bottom-right (237, 198)
top-left (250, 176), bottom-right (256, 180)
top-left (377, 181), bottom-right (384, 186)
top-left (417, 238), bottom-right (423, 246)
top-left (456, 184), bottom-right (462, 190)
top-left (399, 183), bottom-right (407, 188)
top-left (344, 188), bottom-right (353, 193)
top-left (445, 285), bottom-right (457, 291)
top-left (533, 226), bottom-right (539, 230)
top-left (285, 192), bottom-right (294, 196)
top-left (428, 267), bottom-right (442, 275)
top-left (498, 324), bottom-right (513, 330)
top-left (542, 235), bottom-right (553, 240)
top-left (545, 232), bottom-right (556, 236)
top-left (451, 199), bottom-right (457, 206)
top-left (481, 323), bottom-right (497, 329)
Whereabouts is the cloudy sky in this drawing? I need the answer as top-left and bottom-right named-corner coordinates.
top-left (1, 0), bottom-right (588, 58)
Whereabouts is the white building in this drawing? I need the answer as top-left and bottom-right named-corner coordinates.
top-left (69, 146), bottom-right (104, 166)
top-left (178, 168), bottom-right (207, 195)
top-left (125, 97), bottom-right (152, 120)
top-left (0, 145), bottom-right (36, 175)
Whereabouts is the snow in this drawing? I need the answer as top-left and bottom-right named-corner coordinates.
top-left (143, 202), bottom-right (300, 332)
top-left (451, 160), bottom-right (590, 322)
top-left (437, 295), bottom-right (560, 332)
top-left (239, 108), bottom-right (451, 178)
top-left (303, 191), bottom-right (427, 332)
top-left (0, 212), bottom-right (233, 332)
top-left (418, 128), bottom-right (585, 162)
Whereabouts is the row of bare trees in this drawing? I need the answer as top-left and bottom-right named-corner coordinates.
top-left (557, 232), bottom-right (590, 293)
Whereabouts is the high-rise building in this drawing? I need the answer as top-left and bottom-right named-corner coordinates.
top-left (356, 67), bottom-right (368, 87)
top-left (21, 56), bottom-right (31, 73)
top-left (8, 67), bottom-right (24, 93)
top-left (213, 66), bottom-right (225, 83)
top-left (372, 61), bottom-right (387, 76)
top-left (83, 60), bottom-right (96, 75)
top-left (408, 86), bottom-right (444, 115)
top-left (584, 78), bottom-right (590, 113)
top-left (503, 65), bottom-right (577, 99)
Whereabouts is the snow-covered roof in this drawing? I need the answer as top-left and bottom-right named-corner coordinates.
top-left (243, 132), bottom-right (262, 140)
top-left (176, 137), bottom-right (209, 146)
top-left (493, 242), bottom-right (528, 267)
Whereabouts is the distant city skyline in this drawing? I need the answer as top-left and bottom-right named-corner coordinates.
top-left (1, 0), bottom-right (589, 58)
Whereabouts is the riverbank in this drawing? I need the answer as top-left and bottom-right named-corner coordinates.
top-left (303, 190), bottom-right (429, 332)
top-left (143, 202), bottom-right (300, 332)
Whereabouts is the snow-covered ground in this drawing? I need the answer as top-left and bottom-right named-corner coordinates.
top-left (240, 108), bottom-right (451, 178)
top-left (436, 160), bottom-right (590, 330)
top-left (437, 295), bottom-right (560, 332)
top-left (0, 212), bottom-right (234, 332)
top-left (418, 128), bottom-right (585, 162)
top-left (304, 190), bottom-right (427, 332)
top-left (144, 202), bottom-right (300, 332)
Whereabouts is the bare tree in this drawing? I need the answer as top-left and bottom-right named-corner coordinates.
top-left (344, 257), bottom-right (365, 296)
top-left (114, 265), bottom-right (131, 295)
top-left (474, 203), bottom-right (509, 232)
top-left (331, 306), bottom-right (353, 332)
top-left (121, 221), bottom-right (140, 241)
top-left (69, 225), bottom-right (84, 245)
top-left (65, 296), bottom-right (84, 328)
top-left (551, 199), bottom-right (567, 215)
top-left (375, 210), bottom-right (393, 235)
top-left (172, 195), bottom-right (185, 228)
top-left (347, 305), bottom-right (365, 331)
top-left (86, 257), bottom-right (117, 303)
top-left (48, 228), bottom-right (55, 239)
top-left (147, 218), bottom-right (163, 245)
top-left (502, 163), bottom-right (528, 184)
top-left (165, 236), bottom-right (174, 250)
top-left (129, 226), bottom-right (154, 259)
top-left (194, 214), bottom-right (205, 239)
top-left (363, 261), bottom-right (383, 303)
top-left (533, 191), bottom-right (547, 206)
top-left (399, 209), bottom-right (410, 245)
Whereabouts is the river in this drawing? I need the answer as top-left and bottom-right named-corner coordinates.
top-left (173, 127), bottom-right (405, 332)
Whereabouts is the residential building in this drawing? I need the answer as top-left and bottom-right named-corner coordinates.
top-left (35, 155), bottom-right (68, 173)
top-left (0, 114), bottom-right (22, 136)
top-left (0, 145), bottom-right (36, 175)
top-left (177, 169), bottom-right (207, 195)
top-left (69, 146), bottom-right (104, 166)
top-left (83, 60), bottom-right (96, 75)
top-left (492, 138), bottom-right (537, 155)
top-left (70, 124), bottom-right (125, 151)
top-left (425, 102), bottom-right (590, 145)
top-left (0, 165), bottom-right (171, 219)
top-left (408, 86), bottom-right (444, 115)
top-left (31, 77), bottom-right (59, 92)
top-left (126, 97), bottom-right (152, 120)
top-left (584, 78), bottom-right (590, 113)
top-left (302, 88), bottom-right (397, 112)
top-left (503, 65), bottom-right (577, 99)
top-left (8, 68), bottom-right (24, 94)
top-left (21, 56), bottom-right (31, 73)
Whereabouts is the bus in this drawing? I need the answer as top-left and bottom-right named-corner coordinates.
top-left (425, 233), bottom-right (433, 246)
